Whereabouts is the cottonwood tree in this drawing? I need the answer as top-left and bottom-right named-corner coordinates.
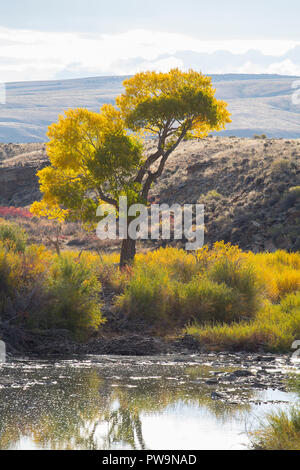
top-left (31, 69), bottom-right (231, 266)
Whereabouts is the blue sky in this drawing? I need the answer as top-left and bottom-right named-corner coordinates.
top-left (1, 1), bottom-right (300, 81)
top-left (2, 0), bottom-right (300, 38)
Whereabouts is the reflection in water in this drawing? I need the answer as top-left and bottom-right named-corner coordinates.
top-left (0, 357), bottom-right (296, 450)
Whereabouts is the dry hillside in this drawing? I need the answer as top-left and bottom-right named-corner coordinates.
top-left (1, 137), bottom-right (300, 253)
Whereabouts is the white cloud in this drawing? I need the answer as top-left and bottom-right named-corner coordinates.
top-left (0, 27), bottom-right (300, 82)
top-left (239, 59), bottom-right (300, 77)
top-left (267, 59), bottom-right (300, 77)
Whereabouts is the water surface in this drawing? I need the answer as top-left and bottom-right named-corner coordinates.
top-left (0, 356), bottom-right (297, 450)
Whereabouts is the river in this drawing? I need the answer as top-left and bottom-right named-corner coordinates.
top-left (0, 354), bottom-right (298, 450)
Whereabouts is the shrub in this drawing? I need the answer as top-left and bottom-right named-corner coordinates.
top-left (95, 252), bottom-right (131, 293)
top-left (135, 247), bottom-right (199, 283)
top-left (0, 242), bottom-right (104, 339)
top-left (270, 158), bottom-right (292, 174)
top-left (248, 251), bottom-right (300, 302)
top-left (202, 190), bottom-right (223, 201)
top-left (289, 186), bottom-right (300, 198)
top-left (253, 134), bottom-right (267, 139)
top-left (39, 253), bottom-right (104, 339)
top-left (0, 207), bottom-right (33, 219)
top-left (173, 277), bottom-right (238, 324)
top-left (274, 269), bottom-right (300, 298)
top-left (208, 258), bottom-right (261, 318)
top-left (251, 407), bottom-right (300, 450)
top-left (195, 242), bottom-right (245, 272)
top-left (116, 244), bottom-right (262, 327)
top-left (115, 264), bottom-right (172, 323)
top-left (186, 293), bottom-right (300, 352)
top-left (281, 186), bottom-right (300, 209)
top-left (280, 291), bottom-right (300, 314)
top-left (0, 220), bottom-right (28, 252)
top-left (0, 243), bottom-right (51, 322)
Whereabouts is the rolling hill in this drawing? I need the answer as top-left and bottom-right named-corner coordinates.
top-left (1, 137), bottom-right (300, 255)
top-left (1, 74), bottom-right (300, 142)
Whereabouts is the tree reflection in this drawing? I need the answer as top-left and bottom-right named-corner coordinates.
top-left (0, 361), bottom-right (254, 450)
top-left (104, 408), bottom-right (145, 450)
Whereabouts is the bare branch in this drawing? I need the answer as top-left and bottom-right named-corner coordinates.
top-left (98, 188), bottom-right (118, 208)
top-left (134, 119), bottom-right (173, 184)
top-left (141, 121), bottom-right (192, 199)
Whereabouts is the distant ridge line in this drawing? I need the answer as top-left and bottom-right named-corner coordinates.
top-left (1, 74), bottom-right (300, 142)
top-left (5, 73), bottom-right (300, 87)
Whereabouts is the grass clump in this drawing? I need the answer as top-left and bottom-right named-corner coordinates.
top-left (208, 258), bottom-right (261, 317)
top-left (251, 370), bottom-right (300, 450)
top-left (173, 277), bottom-right (243, 324)
top-left (281, 185), bottom-right (300, 209)
top-left (37, 253), bottom-right (104, 339)
top-left (0, 219), bottom-right (28, 252)
top-left (116, 243), bottom-right (262, 328)
top-left (288, 186), bottom-right (300, 198)
top-left (0, 222), bottom-right (104, 339)
top-left (186, 292), bottom-right (300, 352)
top-left (251, 408), bottom-right (300, 450)
top-left (270, 158), bottom-right (292, 174)
top-left (254, 134), bottom-right (267, 139)
top-left (202, 190), bottom-right (223, 201)
top-left (115, 263), bottom-right (172, 323)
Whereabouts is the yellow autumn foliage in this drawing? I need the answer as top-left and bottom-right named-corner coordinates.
top-left (30, 69), bottom-right (230, 268)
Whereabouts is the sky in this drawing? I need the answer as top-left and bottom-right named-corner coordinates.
top-left (1, 0), bottom-right (300, 82)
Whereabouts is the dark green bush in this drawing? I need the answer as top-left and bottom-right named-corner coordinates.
top-left (173, 277), bottom-right (238, 323)
top-left (208, 258), bottom-right (261, 318)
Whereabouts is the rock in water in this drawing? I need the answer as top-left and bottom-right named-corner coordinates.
top-left (231, 369), bottom-right (254, 378)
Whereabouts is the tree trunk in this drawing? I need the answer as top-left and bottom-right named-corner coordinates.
top-left (120, 237), bottom-right (136, 268)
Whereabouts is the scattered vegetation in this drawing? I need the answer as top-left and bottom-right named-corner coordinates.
top-left (253, 134), bottom-right (267, 139)
top-left (0, 207), bottom-right (33, 219)
top-left (1, 217), bottom-right (300, 350)
top-left (0, 219), bottom-right (28, 252)
top-left (0, 227), bottom-right (103, 339)
top-left (251, 407), bottom-right (300, 450)
top-left (201, 190), bottom-right (223, 201)
top-left (186, 248), bottom-right (300, 351)
top-left (115, 243), bottom-right (300, 350)
top-left (116, 244), bottom-right (261, 327)
top-left (270, 158), bottom-right (293, 174)
top-left (251, 374), bottom-right (300, 450)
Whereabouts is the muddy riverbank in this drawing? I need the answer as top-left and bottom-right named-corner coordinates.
top-left (1, 323), bottom-right (298, 396)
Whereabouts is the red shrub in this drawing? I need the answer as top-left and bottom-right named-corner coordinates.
top-left (0, 206), bottom-right (33, 219)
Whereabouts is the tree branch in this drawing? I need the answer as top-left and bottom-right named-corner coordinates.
top-left (141, 121), bottom-right (192, 199)
top-left (98, 188), bottom-right (118, 208)
top-left (134, 119), bottom-right (172, 184)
